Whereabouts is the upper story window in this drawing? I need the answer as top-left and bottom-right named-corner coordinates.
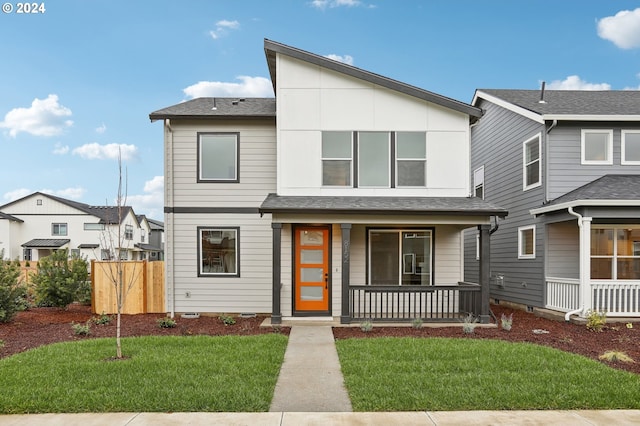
top-left (322, 131), bottom-right (427, 188)
top-left (52, 223), bottom-right (67, 236)
top-left (124, 224), bottom-right (133, 240)
top-left (622, 130), bottom-right (640, 165)
top-left (322, 131), bottom-right (352, 186)
top-left (198, 132), bottom-right (239, 182)
top-left (473, 165), bottom-right (485, 199)
top-left (523, 134), bottom-right (541, 191)
top-left (581, 129), bottom-right (612, 165)
top-left (359, 132), bottom-right (390, 187)
top-left (396, 132), bottom-right (426, 187)
top-left (84, 223), bottom-right (105, 231)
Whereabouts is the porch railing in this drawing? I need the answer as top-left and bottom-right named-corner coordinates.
top-left (546, 278), bottom-right (640, 317)
top-left (545, 277), bottom-right (580, 312)
top-left (591, 281), bottom-right (640, 317)
top-left (349, 282), bottom-right (481, 322)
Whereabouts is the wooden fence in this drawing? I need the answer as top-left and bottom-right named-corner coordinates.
top-left (91, 260), bottom-right (165, 314)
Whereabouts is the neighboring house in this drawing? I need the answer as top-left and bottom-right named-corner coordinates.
top-left (465, 89), bottom-right (640, 318)
top-left (0, 192), bottom-right (159, 262)
top-left (136, 215), bottom-right (165, 260)
top-left (150, 39), bottom-right (507, 323)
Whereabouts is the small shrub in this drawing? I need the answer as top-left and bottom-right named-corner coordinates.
top-left (462, 313), bottom-right (477, 334)
top-left (0, 339), bottom-right (4, 348)
top-left (219, 314), bottom-right (236, 326)
top-left (599, 350), bottom-right (635, 364)
top-left (626, 323), bottom-right (633, 329)
top-left (411, 317), bottom-right (423, 329)
top-left (586, 310), bottom-right (607, 332)
top-left (32, 249), bottom-right (89, 308)
top-left (360, 320), bottom-right (373, 332)
top-left (0, 252), bottom-right (26, 323)
top-left (92, 312), bottom-right (113, 325)
top-left (500, 313), bottom-right (513, 331)
top-left (71, 321), bottom-right (91, 335)
top-left (157, 317), bottom-right (177, 328)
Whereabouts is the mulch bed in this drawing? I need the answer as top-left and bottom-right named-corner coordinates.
top-left (1, 304), bottom-right (639, 375)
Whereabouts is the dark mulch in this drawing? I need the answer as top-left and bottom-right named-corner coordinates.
top-left (1, 304), bottom-right (639, 376)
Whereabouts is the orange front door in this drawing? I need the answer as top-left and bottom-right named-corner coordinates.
top-left (294, 226), bottom-right (330, 313)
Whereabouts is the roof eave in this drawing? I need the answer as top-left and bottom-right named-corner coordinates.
top-left (542, 114), bottom-right (640, 121)
top-left (149, 113), bottom-right (276, 122)
top-left (531, 199), bottom-right (640, 216)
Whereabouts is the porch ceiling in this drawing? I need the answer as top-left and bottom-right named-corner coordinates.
top-left (259, 194), bottom-right (508, 219)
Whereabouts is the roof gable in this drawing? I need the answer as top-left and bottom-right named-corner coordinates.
top-left (264, 39), bottom-right (482, 119)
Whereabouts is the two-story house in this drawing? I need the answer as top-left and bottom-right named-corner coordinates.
top-left (0, 192), bottom-right (155, 262)
top-left (465, 89), bottom-right (640, 319)
top-left (150, 39), bottom-right (506, 324)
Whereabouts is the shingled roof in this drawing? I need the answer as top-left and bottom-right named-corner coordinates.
top-left (260, 194), bottom-right (507, 217)
top-left (475, 89), bottom-right (640, 118)
top-left (531, 175), bottom-right (640, 215)
top-left (149, 98), bottom-right (276, 121)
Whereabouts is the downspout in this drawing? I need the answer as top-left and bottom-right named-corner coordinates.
top-left (166, 119), bottom-right (176, 318)
top-left (565, 206), bottom-right (584, 321)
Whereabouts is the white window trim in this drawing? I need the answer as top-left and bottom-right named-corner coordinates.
top-left (475, 233), bottom-right (480, 260)
top-left (522, 134), bottom-right (542, 191)
top-left (518, 225), bottom-right (536, 259)
top-left (621, 130), bottom-right (640, 165)
top-left (581, 129), bottom-right (613, 165)
top-left (473, 165), bottom-right (485, 199)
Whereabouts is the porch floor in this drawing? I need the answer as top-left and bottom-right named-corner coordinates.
top-left (260, 317), bottom-right (498, 329)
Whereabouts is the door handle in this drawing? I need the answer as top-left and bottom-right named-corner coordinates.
top-left (324, 273), bottom-right (328, 289)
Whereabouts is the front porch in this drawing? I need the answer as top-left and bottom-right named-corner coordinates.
top-left (260, 194), bottom-right (507, 325)
top-left (546, 277), bottom-right (640, 317)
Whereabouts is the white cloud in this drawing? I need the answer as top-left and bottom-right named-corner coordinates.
top-left (311, 0), bottom-right (361, 9)
top-left (546, 75), bottom-right (611, 90)
top-left (72, 143), bottom-right (138, 161)
top-left (127, 176), bottom-right (164, 220)
top-left (183, 76), bottom-right (274, 98)
top-left (52, 143), bottom-right (69, 155)
top-left (597, 8), bottom-right (640, 49)
top-left (3, 187), bottom-right (85, 203)
top-left (96, 123), bottom-right (107, 134)
top-left (3, 188), bottom-right (31, 203)
top-left (325, 54), bottom-right (354, 65)
top-left (0, 94), bottom-right (73, 138)
top-left (209, 19), bottom-right (240, 39)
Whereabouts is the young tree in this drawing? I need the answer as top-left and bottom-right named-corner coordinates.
top-left (94, 150), bottom-right (142, 359)
top-left (0, 251), bottom-right (25, 323)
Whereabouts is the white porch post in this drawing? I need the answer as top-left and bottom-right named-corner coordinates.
top-left (579, 216), bottom-right (592, 318)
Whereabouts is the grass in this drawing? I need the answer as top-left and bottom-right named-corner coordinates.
top-left (336, 337), bottom-right (640, 411)
top-left (0, 334), bottom-right (287, 414)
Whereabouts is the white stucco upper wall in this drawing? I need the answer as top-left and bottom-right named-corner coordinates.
top-left (275, 54), bottom-right (471, 197)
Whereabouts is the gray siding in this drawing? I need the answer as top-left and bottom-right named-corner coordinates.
top-left (548, 123), bottom-right (640, 200)
top-left (465, 100), bottom-right (546, 307)
top-left (546, 221), bottom-right (579, 279)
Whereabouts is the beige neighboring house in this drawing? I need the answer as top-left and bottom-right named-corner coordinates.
top-left (150, 39), bottom-right (507, 323)
top-left (0, 192), bottom-right (160, 262)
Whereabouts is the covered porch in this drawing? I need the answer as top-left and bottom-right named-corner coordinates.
top-left (533, 175), bottom-right (640, 318)
top-left (260, 194), bottom-right (507, 325)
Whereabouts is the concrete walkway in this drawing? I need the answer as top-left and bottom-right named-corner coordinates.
top-left (3, 410), bottom-right (640, 425)
top-left (269, 326), bottom-right (352, 412)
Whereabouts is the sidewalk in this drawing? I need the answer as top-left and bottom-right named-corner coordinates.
top-left (3, 410), bottom-right (640, 425)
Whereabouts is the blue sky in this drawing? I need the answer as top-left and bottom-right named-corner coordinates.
top-left (1, 0), bottom-right (640, 220)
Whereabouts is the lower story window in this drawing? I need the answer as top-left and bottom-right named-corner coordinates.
top-left (368, 229), bottom-right (432, 285)
top-left (23, 248), bottom-right (32, 261)
top-left (518, 225), bottom-right (535, 259)
top-left (591, 227), bottom-right (640, 279)
top-left (199, 227), bottom-right (239, 276)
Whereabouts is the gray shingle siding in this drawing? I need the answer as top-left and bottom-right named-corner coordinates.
top-left (465, 98), bottom-right (546, 307)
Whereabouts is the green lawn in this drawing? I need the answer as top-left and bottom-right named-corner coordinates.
top-left (0, 334), bottom-right (288, 414)
top-left (336, 337), bottom-right (640, 411)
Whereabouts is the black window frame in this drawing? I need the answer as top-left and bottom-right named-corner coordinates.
top-left (197, 226), bottom-right (240, 277)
